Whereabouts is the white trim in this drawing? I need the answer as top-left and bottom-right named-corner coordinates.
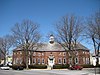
top-left (33, 58), bottom-right (36, 64)
top-left (58, 58), bottom-right (62, 64)
top-left (42, 58), bottom-right (45, 64)
top-left (38, 58), bottom-right (40, 64)
top-left (75, 57), bottom-right (79, 64)
top-left (63, 58), bottom-right (66, 64)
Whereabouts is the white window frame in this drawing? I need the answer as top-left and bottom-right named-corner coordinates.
top-left (38, 58), bottom-right (40, 64)
top-left (42, 58), bottom-right (45, 64)
top-left (58, 58), bottom-right (62, 64)
top-left (33, 52), bottom-right (36, 56)
top-left (63, 52), bottom-right (66, 56)
top-left (76, 51), bottom-right (78, 55)
top-left (63, 58), bottom-right (66, 64)
top-left (83, 57), bottom-right (85, 64)
top-left (75, 57), bottom-right (79, 64)
top-left (33, 58), bottom-right (36, 64)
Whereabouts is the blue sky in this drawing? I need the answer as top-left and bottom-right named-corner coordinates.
top-left (0, 0), bottom-right (100, 52)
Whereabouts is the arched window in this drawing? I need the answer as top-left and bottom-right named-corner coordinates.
top-left (63, 58), bottom-right (66, 64)
top-left (75, 57), bottom-right (78, 64)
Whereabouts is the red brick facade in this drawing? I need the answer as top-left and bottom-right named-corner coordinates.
top-left (13, 49), bottom-right (90, 65)
top-left (13, 35), bottom-right (90, 66)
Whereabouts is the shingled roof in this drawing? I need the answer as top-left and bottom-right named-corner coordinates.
top-left (36, 42), bottom-right (89, 51)
top-left (36, 42), bottom-right (65, 51)
top-left (13, 42), bottom-right (89, 52)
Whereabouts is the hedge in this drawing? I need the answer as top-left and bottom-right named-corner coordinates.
top-left (81, 64), bottom-right (100, 68)
top-left (53, 64), bottom-right (69, 69)
top-left (28, 64), bottom-right (47, 69)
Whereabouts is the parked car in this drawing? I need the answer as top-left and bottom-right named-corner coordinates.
top-left (7, 62), bottom-right (12, 66)
top-left (0, 65), bottom-right (10, 70)
top-left (69, 65), bottom-right (83, 70)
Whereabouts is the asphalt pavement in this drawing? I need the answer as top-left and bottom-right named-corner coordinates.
top-left (0, 68), bottom-right (100, 75)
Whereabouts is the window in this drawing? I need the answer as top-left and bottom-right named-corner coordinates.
top-left (59, 52), bottom-right (62, 55)
top-left (83, 51), bottom-right (84, 54)
top-left (42, 53), bottom-right (44, 56)
top-left (86, 58), bottom-right (89, 64)
top-left (75, 57), bottom-right (78, 64)
top-left (16, 58), bottom-right (22, 64)
top-left (63, 58), bottom-right (66, 64)
top-left (33, 58), bottom-right (36, 64)
top-left (76, 51), bottom-right (78, 55)
top-left (63, 52), bottom-right (66, 56)
top-left (42, 58), bottom-right (45, 64)
top-left (58, 58), bottom-right (62, 64)
top-left (83, 57), bottom-right (85, 64)
top-left (38, 58), bottom-right (40, 64)
top-left (33, 52), bottom-right (36, 56)
top-left (38, 53), bottom-right (41, 56)
top-left (69, 58), bottom-right (72, 64)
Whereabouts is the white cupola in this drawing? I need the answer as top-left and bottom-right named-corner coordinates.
top-left (49, 35), bottom-right (54, 44)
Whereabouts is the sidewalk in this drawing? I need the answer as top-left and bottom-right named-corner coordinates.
top-left (25, 69), bottom-right (100, 75)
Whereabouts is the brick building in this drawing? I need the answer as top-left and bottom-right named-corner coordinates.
top-left (13, 35), bottom-right (90, 66)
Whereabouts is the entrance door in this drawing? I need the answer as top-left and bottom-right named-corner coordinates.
top-left (48, 55), bottom-right (55, 68)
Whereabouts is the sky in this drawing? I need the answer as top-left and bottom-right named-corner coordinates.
top-left (0, 0), bottom-right (100, 52)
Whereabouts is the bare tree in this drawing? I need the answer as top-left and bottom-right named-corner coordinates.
top-left (0, 35), bottom-right (13, 65)
top-left (86, 10), bottom-right (100, 65)
top-left (11, 19), bottom-right (41, 69)
top-left (55, 15), bottom-right (84, 65)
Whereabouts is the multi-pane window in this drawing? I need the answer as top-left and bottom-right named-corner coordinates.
top-left (38, 58), bottom-right (40, 64)
top-left (86, 58), bottom-right (89, 64)
top-left (42, 58), bottom-right (45, 64)
top-left (33, 58), bottom-right (36, 64)
top-left (83, 57), bottom-right (85, 64)
top-left (58, 58), bottom-right (62, 64)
